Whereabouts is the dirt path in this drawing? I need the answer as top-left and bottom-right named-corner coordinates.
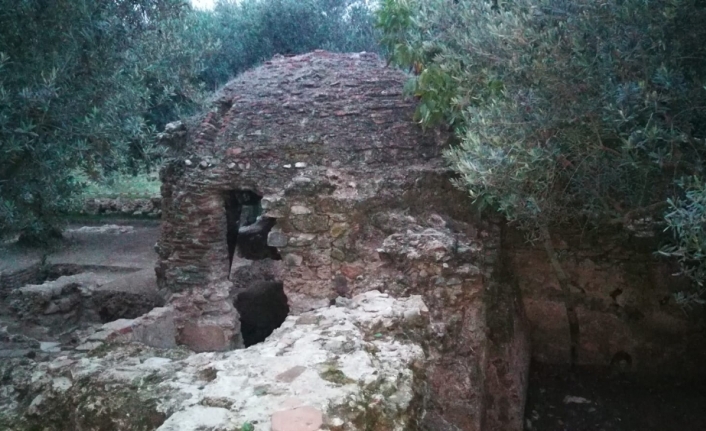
top-left (0, 221), bottom-right (163, 354)
top-left (1, 220), bottom-right (160, 275)
top-left (49, 221), bottom-right (160, 269)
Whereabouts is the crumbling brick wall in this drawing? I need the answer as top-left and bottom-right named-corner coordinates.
top-left (155, 51), bottom-right (530, 431)
top-left (155, 51), bottom-right (446, 351)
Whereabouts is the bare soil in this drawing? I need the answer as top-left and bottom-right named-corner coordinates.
top-left (525, 361), bottom-right (706, 431)
top-left (0, 220), bottom-right (162, 353)
top-left (1, 219), bottom-right (160, 274)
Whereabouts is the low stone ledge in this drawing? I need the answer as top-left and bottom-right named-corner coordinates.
top-left (0, 261), bottom-right (44, 297)
top-left (80, 197), bottom-right (162, 218)
top-left (8, 272), bottom-right (165, 336)
top-left (0, 291), bottom-right (429, 431)
top-left (82, 307), bottom-right (177, 349)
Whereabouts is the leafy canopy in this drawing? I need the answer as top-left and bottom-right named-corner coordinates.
top-left (0, 0), bottom-right (219, 241)
top-left (197, 0), bottom-right (382, 89)
top-left (0, 0), bottom-right (380, 242)
top-left (377, 0), bottom-right (706, 291)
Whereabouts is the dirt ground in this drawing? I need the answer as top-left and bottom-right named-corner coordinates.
top-left (0, 221), bottom-right (162, 344)
top-left (1, 219), bottom-right (160, 274)
top-left (525, 362), bottom-right (706, 431)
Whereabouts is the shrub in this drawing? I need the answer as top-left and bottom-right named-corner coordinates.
top-left (377, 0), bottom-right (706, 363)
top-left (661, 178), bottom-right (706, 306)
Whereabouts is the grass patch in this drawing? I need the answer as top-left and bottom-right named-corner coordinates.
top-left (74, 170), bottom-right (161, 199)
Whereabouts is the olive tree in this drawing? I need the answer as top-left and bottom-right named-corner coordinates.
top-left (0, 0), bottom-right (217, 242)
top-left (198, 0), bottom-right (382, 88)
top-left (377, 0), bottom-right (706, 366)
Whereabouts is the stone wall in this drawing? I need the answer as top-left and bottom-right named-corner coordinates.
top-left (155, 51), bottom-right (446, 352)
top-left (506, 228), bottom-right (706, 376)
top-left (157, 160), bottom-right (530, 430)
top-left (0, 262), bottom-right (44, 297)
top-left (80, 197), bottom-right (162, 218)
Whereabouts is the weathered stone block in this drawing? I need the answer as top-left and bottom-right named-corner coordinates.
top-left (329, 223), bottom-right (349, 239)
top-left (340, 265), bottom-right (364, 279)
top-left (330, 248), bottom-right (346, 261)
top-left (290, 205), bottom-right (312, 215)
top-left (290, 215), bottom-right (329, 233)
top-left (287, 233), bottom-right (316, 247)
top-left (267, 231), bottom-right (289, 248)
top-left (132, 307), bottom-right (178, 349)
top-left (179, 323), bottom-right (230, 352)
top-left (271, 406), bottom-right (322, 431)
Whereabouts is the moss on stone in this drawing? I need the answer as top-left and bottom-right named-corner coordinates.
top-left (327, 380), bottom-right (404, 431)
top-left (86, 342), bottom-right (115, 358)
top-left (11, 373), bottom-right (170, 431)
top-left (318, 361), bottom-right (355, 386)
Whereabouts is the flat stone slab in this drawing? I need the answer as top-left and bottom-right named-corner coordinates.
top-left (74, 341), bottom-right (102, 351)
top-left (40, 342), bottom-right (61, 353)
top-left (271, 405), bottom-right (323, 431)
top-left (65, 225), bottom-right (135, 235)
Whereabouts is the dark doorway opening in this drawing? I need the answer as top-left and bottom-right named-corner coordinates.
top-left (235, 281), bottom-right (289, 347)
top-left (224, 189), bottom-right (286, 347)
top-left (223, 190), bottom-right (281, 275)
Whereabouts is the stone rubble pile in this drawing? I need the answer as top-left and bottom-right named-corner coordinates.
top-left (0, 291), bottom-right (429, 431)
top-left (7, 272), bottom-right (164, 339)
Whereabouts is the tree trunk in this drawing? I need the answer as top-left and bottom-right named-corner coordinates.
top-left (539, 223), bottom-right (580, 369)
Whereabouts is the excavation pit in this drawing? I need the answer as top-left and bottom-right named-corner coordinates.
top-left (235, 280), bottom-right (289, 347)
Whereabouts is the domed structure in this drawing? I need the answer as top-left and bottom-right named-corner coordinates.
top-left (155, 51), bottom-right (529, 431)
top-left (156, 51), bottom-right (450, 348)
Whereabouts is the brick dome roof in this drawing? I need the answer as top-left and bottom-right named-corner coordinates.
top-left (182, 50), bottom-right (442, 167)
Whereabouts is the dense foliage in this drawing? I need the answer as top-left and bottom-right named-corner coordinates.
top-left (661, 178), bottom-right (706, 304)
top-left (0, 0), bottom-right (213, 242)
top-left (199, 0), bottom-right (381, 89)
top-left (0, 0), bottom-right (379, 242)
top-left (378, 0), bottom-right (706, 292)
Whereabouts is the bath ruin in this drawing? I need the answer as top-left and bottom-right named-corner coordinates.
top-left (2, 50), bottom-right (705, 431)
top-left (154, 50), bottom-right (529, 430)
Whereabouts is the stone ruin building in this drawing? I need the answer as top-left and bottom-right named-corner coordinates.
top-left (4, 50), bottom-right (701, 431)
top-left (153, 50), bottom-right (706, 430)
top-left (155, 50), bottom-right (530, 430)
